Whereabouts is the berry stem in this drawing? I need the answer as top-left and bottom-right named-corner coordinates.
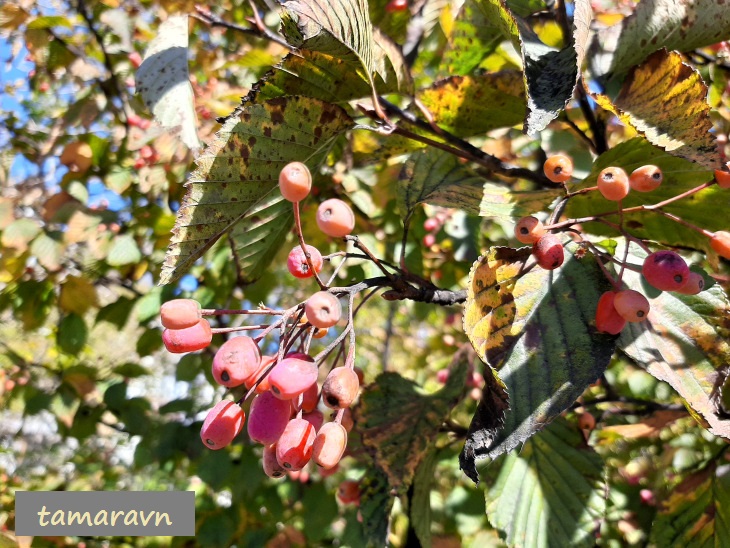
top-left (649, 209), bottom-right (714, 237)
top-left (202, 308), bottom-right (285, 316)
top-left (293, 201), bottom-right (327, 290)
top-left (211, 325), bottom-right (270, 334)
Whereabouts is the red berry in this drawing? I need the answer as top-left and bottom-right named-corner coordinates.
top-left (245, 354), bottom-right (276, 390)
top-left (316, 199), bottom-right (355, 238)
top-left (612, 289), bottom-right (650, 323)
top-left (276, 418), bottom-right (316, 470)
top-left (514, 216), bottom-right (546, 244)
top-left (200, 400), bottom-right (245, 450)
top-left (577, 411), bottom-right (596, 431)
top-left (162, 319), bottom-right (212, 353)
top-left (279, 162), bottom-right (312, 202)
top-left (305, 291), bottom-right (342, 328)
top-left (423, 218), bottom-right (439, 232)
top-left (436, 369), bottom-right (449, 384)
top-left (385, 0), bottom-right (408, 12)
top-left (287, 245), bottom-right (323, 279)
top-left (337, 480), bottom-right (361, 505)
top-left (263, 443), bottom-right (286, 478)
top-left (543, 154), bottom-right (573, 183)
top-left (321, 367), bottom-right (360, 409)
top-left (629, 165), bottom-right (663, 192)
top-left (642, 250), bottom-right (690, 291)
top-left (597, 166), bottom-right (630, 201)
top-left (128, 51), bottom-right (143, 68)
top-left (160, 299), bottom-right (201, 329)
top-left (268, 357), bottom-right (319, 400)
top-left (300, 382), bottom-right (320, 413)
top-left (676, 271), bottom-right (705, 295)
top-left (595, 291), bottom-right (626, 335)
top-left (303, 409), bottom-right (324, 432)
top-left (247, 391), bottom-right (292, 445)
top-left (312, 422), bottom-right (348, 469)
top-left (715, 167), bottom-right (730, 189)
top-left (710, 231), bottom-right (730, 259)
top-left (212, 336), bottom-right (261, 387)
top-left (532, 234), bottom-right (564, 270)
top-left (423, 233), bottom-right (436, 248)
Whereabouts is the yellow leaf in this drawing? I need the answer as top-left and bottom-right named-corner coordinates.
top-left (59, 275), bottom-right (98, 315)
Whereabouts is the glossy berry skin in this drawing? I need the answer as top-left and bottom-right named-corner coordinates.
top-left (629, 165), bottom-right (663, 192)
top-left (532, 234), bottom-right (564, 270)
top-left (305, 291), bottom-right (342, 328)
top-left (595, 291), bottom-right (627, 335)
top-left (268, 357), bottom-right (319, 400)
top-left (597, 166), bottom-right (630, 201)
top-left (676, 271), bottom-right (705, 295)
top-left (160, 299), bottom-right (201, 329)
top-left (247, 391), bottom-right (292, 445)
top-left (642, 250), bottom-right (690, 291)
top-left (543, 154), bottom-right (573, 183)
top-left (276, 418), bottom-right (316, 471)
top-left (279, 161), bottom-right (312, 202)
top-left (162, 319), bottom-right (212, 353)
top-left (316, 199), bottom-right (355, 238)
top-left (321, 367), bottom-right (360, 409)
top-left (287, 245), bottom-right (323, 279)
top-left (312, 422), bottom-right (348, 469)
top-left (262, 444), bottom-right (286, 479)
top-left (385, 0), bottom-right (408, 12)
top-left (212, 336), bottom-right (261, 388)
top-left (514, 216), bottom-right (545, 244)
top-left (337, 480), bottom-right (361, 505)
top-left (710, 231), bottom-right (730, 259)
top-left (613, 289), bottom-right (650, 323)
top-left (715, 168), bottom-right (730, 189)
top-left (200, 400), bottom-right (245, 450)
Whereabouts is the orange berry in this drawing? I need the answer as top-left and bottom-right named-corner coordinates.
top-left (710, 231), bottom-right (730, 259)
top-left (514, 216), bottom-right (546, 244)
top-left (279, 162), bottom-right (312, 202)
top-left (595, 291), bottom-right (626, 335)
top-left (629, 165), bottom-right (663, 192)
top-left (715, 166), bottom-right (730, 189)
top-left (597, 166), bottom-right (630, 201)
top-left (613, 289), bottom-right (650, 323)
top-left (543, 154), bottom-right (573, 183)
top-left (577, 411), bottom-right (596, 431)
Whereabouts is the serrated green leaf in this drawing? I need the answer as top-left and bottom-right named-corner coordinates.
top-left (486, 418), bottom-right (606, 548)
top-left (563, 138), bottom-right (720, 253)
top-left (161, 97), bottom-right (353, 285)
top-left (57, 313), bottom-right (88, 355)
top-left (617, 241), bottom-right (730, 439)
top-left (106, 234), bottom-right (142, 266)
top-left (462, 244), bottom-right (616, 461)
top-left (592, 50), bottom-right (719, 168)
top-left (398, 148), bottom-right (561, 221)
top-left (355, 354), bottom-right (469, 491)
top-left (417, 71), bottom-right (526, 137)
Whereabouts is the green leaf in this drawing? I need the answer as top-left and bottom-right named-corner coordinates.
top-left (106, 234), bottom-right (142, 266)
top-left (616, 241), bottom-right (730, 439)
top-left (563, 138), bottom-right (720, 253)
top-left (1, 218), bottom-right (41, 252)
top-left (30, 232), bottom-right (63, 272)
top-left (410, 448), bottom-right (439, 548)
top-left (417, 71), bottom-right (526, 137)
top-left (358, 465), bottom-right (394, 547)
top-left (27, 16), bottom-right (72, 29)
top-left (112, 362), bottom-right (150, 378)
top-left (485, 418), bottom-right (606, 548)
top-left (302, 482), bottom-right (339, 543)
top-left (160, 96), bottom-right (354, 285)
top-left (651, 464), bottom-right (730, 546)
top-left (57, 313), bottom-right (88, 355)
top-left (591, 50), bottom-right (719, 169)
top-left (462, 244), bottom-right (616, 461)
top-left (591, 0), bottom-right (730, 84)
top-left (398, 148), bottom-right (561, 222)
top-left (355, 352), bottom-right (469, 491)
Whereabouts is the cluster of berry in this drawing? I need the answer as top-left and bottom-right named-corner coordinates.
top-left (513, 154), bottom-right (730, 335)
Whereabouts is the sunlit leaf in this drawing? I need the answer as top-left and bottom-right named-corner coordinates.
top-left (106, 234), bottom-right (142, 266)
top-left (1, 219), bottom-right (41, 252)
top-left (59, 275), bottom-right (98, 315)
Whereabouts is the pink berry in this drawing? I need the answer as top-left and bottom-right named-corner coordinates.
top-left (245, 355), bottom-right (276, 390)
top-left (263, 443), bottom-right (286, 478)
top-left (312, 422), bottom-right (348, 469)
top-left (532, 234), bottom-right (564, 270)
top-left (316, 199), bottom-right (355, 238)
top-left (423, 233), bottom-right (436, 247)
top-left (268, 357), bottom-right (319, 400)
top-left (200, 400), bottom-right (245, 450)
top-left (321, 367), bottom-right (360, 409)
top-left (212, 336), bottom-right (261, 388)
top-left (279, 162), bottom-right (312, 202)
top-left (303, 409), bottom-right (324, 432)
top-left (162, 319), bottom-right (212, 353)
top-left (304, 291), bottom-right (342, 328)
top-left (300, 382), bottom-right (320, 413)
top-left (436, 369), bottom-right (449, 383)
top-left (160, 299), bottom-right (201, 329)
top-left (276, 418), bottom-right (316, 470)
top-left (642, 250), bottom-right (690, 291)
top-left (247, 391), bottom-right (293, 445)
top-left (423, 218), bottom-right (439, 232)
top-left (287, 245), bottom-right (323, 279)
top-left (612, 289), bottom-right (650, 323)
top-left (676, 271), bottom-right (705, 295)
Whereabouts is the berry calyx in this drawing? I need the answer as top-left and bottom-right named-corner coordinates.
top-left (200, 400), bottom-right (245, 450)
top-left (710, 231), bottom-right (730, 259)
top-left (597, 166), bottom-right (630, 201)
top-left (162, 319), bottom-right (212, 353)
top-left (287, 245), bottom-right (324, 279)
top-left (642, 250), bottom-right (690, 291)
top-left (676, 271), bottom-right (705, 295)
top-left (279, 162), bottom-right (312, 202)
top-left (316, 198), bottom-right (356, 238)
top-left (514, 216), bottom-right (546, 244)
top-left (160, 299), bottom-right (201, 329)
top-left (543, 154), bottom-right (573, 183)
top-left (532, 234), bottom-right (564, 270)
top-left (629, 165), bottom-right (663, 192)
top-left (595, 291), bottom-right (627, 335)
top-left (305, 291), bottom-right (342, 328)
top-left (212, 336), bottom-right (261, 388)
top-left (276, 418), bottom-right (316, 471)
top-left (321, 367), bottom-right (360, 409)
top-left (312, 422), bottom-right (348, 469)
top-left (613, 289), bottom-right (650, 323)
